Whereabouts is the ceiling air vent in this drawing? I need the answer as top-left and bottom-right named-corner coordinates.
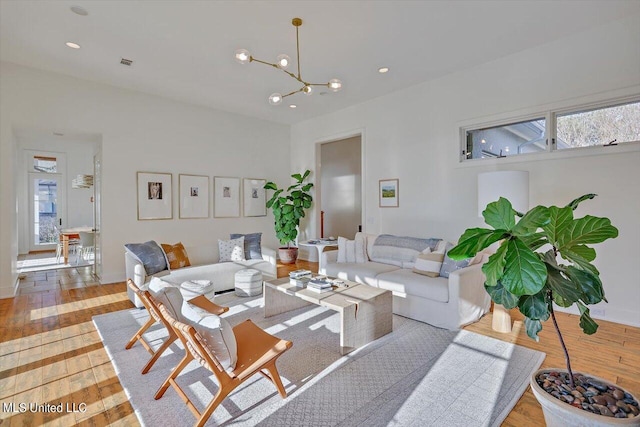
top-left (120, 58), bottom-right (133, 66)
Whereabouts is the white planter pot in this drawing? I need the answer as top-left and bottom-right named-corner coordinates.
top-left (531, 369), bottom-right (640, 427)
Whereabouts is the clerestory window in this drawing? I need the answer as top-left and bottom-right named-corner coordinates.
top-left (461, 98), bottom-right (640, 162)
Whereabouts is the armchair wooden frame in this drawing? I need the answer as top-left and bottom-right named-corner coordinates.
top-left (155, 304), bottom-right (293, 427)
top-left (125, 279), bottom-right (228, 374)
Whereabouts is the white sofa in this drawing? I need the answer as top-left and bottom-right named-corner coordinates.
top-left (125, 244), bottom-right (277, 308)
top-left (320, 237), bottom-right (490, 330)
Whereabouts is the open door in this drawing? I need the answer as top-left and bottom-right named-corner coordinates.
top-left (319, 136), bottom-right (362, 239)
top-left (93, 152), bottom-right (102, 280)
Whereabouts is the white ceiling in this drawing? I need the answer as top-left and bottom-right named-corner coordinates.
top-left (1, 1), bottom-right (638, 125)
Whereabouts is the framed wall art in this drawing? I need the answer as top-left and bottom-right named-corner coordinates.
top-left (243, 178), bottom-right (267, 217)
top-left (137, 172), bottom-right (173, 220)
top-left (379, 178), bottom-right (399, 208)
top-left (214, 176), bottom-right (240, 217)
top-left (179, 174), bottom-right (209, 218)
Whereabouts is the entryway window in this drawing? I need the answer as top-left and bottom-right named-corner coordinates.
top-left (33, 155), bottom-right (57, 173)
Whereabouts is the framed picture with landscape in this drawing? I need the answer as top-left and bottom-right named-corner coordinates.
top-left (179, 174), bottom-right (209, 219)
top-left (243, 178), bottom-right (267, 217)
top-left (214, 176), bottom-right (240, 217)
top-left (137, 172), bottom-right (173, 220)
top-left (379, 178), bottom-right (399, 207)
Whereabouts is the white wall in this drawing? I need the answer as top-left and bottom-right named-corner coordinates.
top-left (291, 15), bottom-right (640, 327)
top-left (0, 62), bottom-right (290, 295)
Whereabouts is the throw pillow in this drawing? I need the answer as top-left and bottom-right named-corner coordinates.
top-left (345, 239), bottom-right (356, 263)
top-left (182, 302), bottom-right (238, 372)
top-left (413, 249), bottom-right (445, 277)
top-left (439, 242), bottom-right (472, 278)
top-left (337, 236), bottom-right (348, 263)
top-left (230, 232), bottom-right (263, 260)
top-left (149, 278), bottom-right (184, 321)
top-left (161, 242), bottom-right (191, 270)
top-left (124, 240), bottom-right (168, 275)
top-left (218, 236), bottom-right (246, 262)
top-left (354, 233), bottom-right (367, 263)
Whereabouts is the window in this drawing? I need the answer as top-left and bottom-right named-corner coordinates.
top-left (465, 118), bottom-right (546, 159)
top-left (33, 155), bottom-right (57, 173)
top-left (556, 102), bottom-right (640, 149)
top-left (461, 98), bottom-right (639, 162)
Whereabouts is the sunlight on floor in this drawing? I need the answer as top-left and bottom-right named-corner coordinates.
top-left (30, 293), bottom-right (129, 321)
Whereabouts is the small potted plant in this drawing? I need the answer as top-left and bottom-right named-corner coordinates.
top-left (264, 170), bottom-right (314, 264)
top-left (448, 194), bottom-right (639, 426)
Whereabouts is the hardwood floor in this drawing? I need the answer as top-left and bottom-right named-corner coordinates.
top-left (1, 259), bottom-right (637, 426)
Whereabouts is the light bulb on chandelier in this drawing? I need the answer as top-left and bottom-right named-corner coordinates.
top-left (234, 17), bottom-right (343, 106)
top-left (268, 93), bottom-right (283, 105)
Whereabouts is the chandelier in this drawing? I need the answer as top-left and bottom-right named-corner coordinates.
top-left (234, 17), bottom-right (342, 105)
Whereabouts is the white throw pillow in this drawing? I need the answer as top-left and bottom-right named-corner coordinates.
top-left (337, 236), bottom-right (348, 263)
top-left (182, 302), bottom-right (238, 372)
top-left (345, 240), bottom-right (356, 263)
top-left (218, 236), bottom-right (246, 262)
top-left (149, 279), bottom-right (184, 321)
top-left (354, 233), bottom-right (367, 263)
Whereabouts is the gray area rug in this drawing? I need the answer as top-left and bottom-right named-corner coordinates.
top-left (93, 293), bottom-right (545, 426)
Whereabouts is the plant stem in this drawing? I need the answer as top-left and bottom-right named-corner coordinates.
top-left (549, 298), bottom-right (575, 388)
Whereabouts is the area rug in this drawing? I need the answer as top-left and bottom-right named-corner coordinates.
top-left (93, 293), bottom-right (545, 426)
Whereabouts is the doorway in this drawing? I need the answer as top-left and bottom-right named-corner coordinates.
top-left (318, 135), bottom-right (362, 240)
top-left (28, 172), bottom-right (64, 252)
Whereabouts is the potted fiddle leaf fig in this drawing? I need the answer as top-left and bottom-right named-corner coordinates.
top-left (264, 170), bottom-right (313, 264)
top-left (448, 194), bottom-right (639, 425)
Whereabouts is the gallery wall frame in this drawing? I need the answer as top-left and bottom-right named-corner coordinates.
top-left (179, 174), bottom-right (209, 219)
top-left (137, 172), bottom-right (173, 220)
top-left (243, 178), bottom-right (267, 217)
top-left (379, 178), bottom-right (399, 208)
top-left (214, 176), bottom-right (240, 217)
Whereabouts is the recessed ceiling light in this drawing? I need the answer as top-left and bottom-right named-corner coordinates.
top-left (65, 42), bottom-right (81, 49)
top-left (289, 104), bottom-right (297, 109)
top-left (378, 67), bottom-right (389, 74)
top-left (70, 5), bottom-right (88, 16)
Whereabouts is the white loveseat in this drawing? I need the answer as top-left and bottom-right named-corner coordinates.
top-left (320, 235), bottom-right (490, 330)
top-left (125, 243), bottom-right (277, 308)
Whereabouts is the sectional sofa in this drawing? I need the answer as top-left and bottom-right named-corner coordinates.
top-left (319, 233), bottom-right (491, 330)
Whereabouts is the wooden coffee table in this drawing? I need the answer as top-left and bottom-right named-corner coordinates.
top-left (263, 277), bottom-right (392, 355)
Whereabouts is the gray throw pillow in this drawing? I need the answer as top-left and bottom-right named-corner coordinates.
top-left (230, 232), bottom-right (263, 260)
top-left (124, 240), bottom-right (168, 275)
top-left (439, 242), bottom-right (471, 278)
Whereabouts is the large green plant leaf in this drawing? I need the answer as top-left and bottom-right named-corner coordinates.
top-left (484, 280), bottom-right (519, 309)
top-left (518, 232), bottom-right (547, 252)
top-left (518, 291), bottom-right (550, 321)
top-left (558, 215), bottom-right (619, 250)
top-left (542, 206), bottom-right (573, 244)
top-left (482, 242), bottom-right (508, 287)
top-left (547, 265), bottom-right (581, 307)
top-left (566, 193), bottom-right (597, 210)
top-left (577, 301), bottom-right (599, 335)
top-left (566, 266), bottom-right (605, 304)
top-left (561, 247), bottom-right (600, 276)
top-left (483, 198), bottom-right (516, 231)
top-left (512, 206), bottom-right (550, 236)
top-left (501, 238), bottom-right (547, 296)
top-left (448, 228), bottom-right (507, 260)
top-left (524, 317), bottom-right (542, 341)
top-left (564, 244), bottom-right (596, 262)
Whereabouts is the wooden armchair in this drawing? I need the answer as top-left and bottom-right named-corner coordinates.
top-left (155, 303), bottom-right (293, 427)
top-left (125, 279), bottom-right (228, 374)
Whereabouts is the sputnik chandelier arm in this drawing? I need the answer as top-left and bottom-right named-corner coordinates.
top-left (234, 17), bottom-right (342, 105)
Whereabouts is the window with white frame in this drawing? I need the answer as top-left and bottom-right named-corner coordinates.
top-left (461, 98), bottom-right (640, 161)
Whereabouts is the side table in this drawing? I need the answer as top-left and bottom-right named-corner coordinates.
top-left (299, 240), bottom-right (338, 270)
